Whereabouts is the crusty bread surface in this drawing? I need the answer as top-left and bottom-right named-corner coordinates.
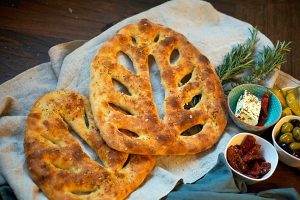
top-left (24, 90), bottom-right (155, 200)
top-left (90, 19), bottom-right (227, 155)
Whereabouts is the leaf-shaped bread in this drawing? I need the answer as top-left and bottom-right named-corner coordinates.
top-left (24, 90), bottom-right (155, 200)
top-left (90, 19), bottom-right (227, 155)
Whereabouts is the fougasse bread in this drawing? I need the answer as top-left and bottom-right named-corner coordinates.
top-left (24, 90), bottom-right (155, 200)
top-left (90, 19), bottom-right (227, 155)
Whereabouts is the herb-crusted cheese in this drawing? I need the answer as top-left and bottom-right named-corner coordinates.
top-left (235, 90), bottom-right (261, 126)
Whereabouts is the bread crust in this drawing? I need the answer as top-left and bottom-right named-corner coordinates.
top-left (90, 19), bottom-right (227, 155)
top-left (24, 90), bottom-right (155, 200)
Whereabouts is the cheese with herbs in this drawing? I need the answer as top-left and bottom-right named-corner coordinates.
top-left (235, 90), bottom-right (261, 126)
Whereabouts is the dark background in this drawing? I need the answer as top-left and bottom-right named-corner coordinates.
top-left (0, 0), bottom-right (299, 84)
top-left (0, 0), bottom-right (299, 193)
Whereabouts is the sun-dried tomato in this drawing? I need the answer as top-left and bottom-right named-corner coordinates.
top-left (227, 145), bottom-right (248, 173)
top-left (240, 135), bottom-right (256, 154)
top-left (227, 135), bottom-right (271, 179)
top-left (258, 93), bottom-right (270, 126)
top-left (242, 144), bottom-right (265, 163)
top-left (259, 162), bottom-right (271, 175)
top-left (247, 161), bottom-right (261, 178)
top-left (247, 161), bottom-right (271, 178)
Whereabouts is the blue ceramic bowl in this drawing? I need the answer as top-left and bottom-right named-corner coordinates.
top-left (228, 84), bottom-right (282, 133)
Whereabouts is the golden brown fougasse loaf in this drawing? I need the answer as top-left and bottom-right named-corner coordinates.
top-left (24, 90), bottom-right (155, 200)
top-left (90, 19), bottom-right (227, 155)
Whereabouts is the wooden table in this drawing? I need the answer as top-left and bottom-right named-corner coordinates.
top-left (0, 0), bottom-right (299, 195)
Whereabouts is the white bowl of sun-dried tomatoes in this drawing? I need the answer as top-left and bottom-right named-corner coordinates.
top-left (224, 133), bottom-right (278, 185)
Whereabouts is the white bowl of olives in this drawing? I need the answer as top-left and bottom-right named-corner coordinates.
top-left (272, 115), bottom-right (300, 168)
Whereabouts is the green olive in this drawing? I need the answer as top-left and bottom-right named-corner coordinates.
top-left (281, 122), bottom-right (294, 133)
top-left (279, 133), bottom-right (295, 144)
top-left (289, 142), bottom-right (300, 152)
top-left (292, 127), bottom-right (300, 141)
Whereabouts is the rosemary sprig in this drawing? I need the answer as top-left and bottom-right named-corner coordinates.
top-left (216, 28), bottom-right (291, 89)
top-left (184, 94), bottom-right (201, 110)
top-left (216, 28), bottom-right (258, 85)
top-left (241, 41), bottom-right (291, 84)
top-left (188, 28), bottom-right (290, 107)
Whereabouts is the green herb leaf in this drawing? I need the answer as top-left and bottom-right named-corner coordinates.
top-left (241, 41), bottom-right (291, 84)
top-left (216, 28), bottom-right (291, 90)
top-left (184, 94), bottom-right (202, 109)
top-left (216, 28), bottom-right (258, 85)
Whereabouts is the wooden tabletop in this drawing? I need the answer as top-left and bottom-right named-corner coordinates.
top-left (0, 0), bottom-right (299, 196)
